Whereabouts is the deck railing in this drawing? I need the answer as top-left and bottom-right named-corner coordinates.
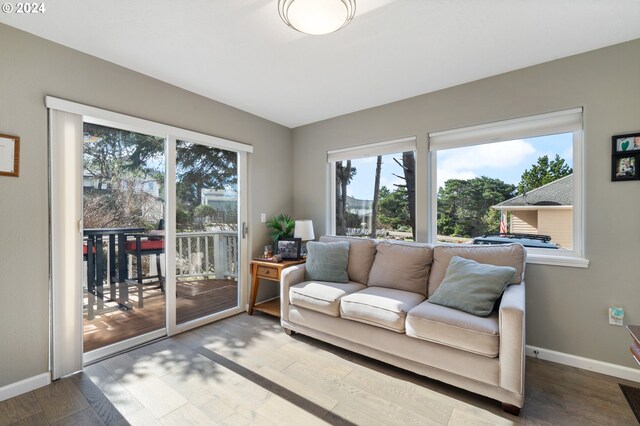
top-left (176, 231), bottom-right (238, 279)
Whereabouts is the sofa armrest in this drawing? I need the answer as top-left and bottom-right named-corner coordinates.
top-left (280, 265), bottom-right (306, 321)
top-left (499, 281), bottom-right (526, 397)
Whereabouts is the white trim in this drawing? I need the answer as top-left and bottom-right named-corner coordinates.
top-left (526, 345), bottom-right (640, 383)
top-left (0, 373), bottom-right (51, 402)
top-left (428, 151), bottom-right (438, 242)
top-left (238, 151), bottom-right (249, 313)
top-left (45, 96), bottom-right (253, 153)
top-left (328, 162), bottom-right (336, 234)
top-left (166, 136), bottom-right (178, 335)
top-left (526, 253), bottom-right (589, 268)
top-left (572, 128), bottom-right (585, 259)
top-left (493, 205), bottom-right (572, 211)
top-left (84, 329), bottom-right (167, 364)
top-left (327, 136), bottom-right (416, 162)
top-left (429, 108), bottom-right (583, 151)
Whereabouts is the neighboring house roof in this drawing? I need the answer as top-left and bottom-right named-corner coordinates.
top-left (493, 174), bottom-right (573, 208)
top-left (346, 196), bottom-right (372, 210)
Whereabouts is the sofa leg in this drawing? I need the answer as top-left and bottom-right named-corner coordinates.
top-left (501, 403), bottom-right (521, 416)
top-left (283, 328), bottom-right (296, 336)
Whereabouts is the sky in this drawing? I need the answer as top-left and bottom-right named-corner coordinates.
top-left (346, 133), bottom-right (573, 200)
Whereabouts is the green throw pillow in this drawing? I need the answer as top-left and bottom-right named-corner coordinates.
top-left (305, 241), bottom-right (350, 283)
top-left (428, 256), bottom-right (516, 316)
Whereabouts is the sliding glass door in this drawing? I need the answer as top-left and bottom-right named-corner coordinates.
top-left (174, 140), bottom-right (240, 326)
top-left (82, 122), bottom-right (167, 354)
top-left (48, 96), bottom-right (250, 368)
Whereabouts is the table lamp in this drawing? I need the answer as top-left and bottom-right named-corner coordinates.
top-left (294, 220), bottom-right (315, 257)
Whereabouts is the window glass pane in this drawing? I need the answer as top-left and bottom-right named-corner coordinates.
top-left (175, 140), bottom-right (239, 324)
top-left (335, 151), bottom-right (415, 240)
top-left (436, 133), bottom-right (573, 250)
top-left (82, 122), bottom-right (166, 352)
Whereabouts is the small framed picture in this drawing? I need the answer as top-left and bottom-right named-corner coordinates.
top-left (612, 155), bottom-right (638, 181)
top-left (276, 238), bottom-right (301, 260)
top-left (0, 134), bottom-right (20, 177)
top-left (613, 132), bottom-right (640, 153)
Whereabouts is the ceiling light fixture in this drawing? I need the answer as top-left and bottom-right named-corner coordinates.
top-left (278, 0), bottom-right (356, 36)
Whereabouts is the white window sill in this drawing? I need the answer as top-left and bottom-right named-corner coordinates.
top-left (526, 253), bottom-right (589, 268)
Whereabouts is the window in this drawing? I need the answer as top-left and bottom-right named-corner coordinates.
top-left (328, 137), bottom-right (417, 240)
top-left (429, 108), bottom-right (587, 267)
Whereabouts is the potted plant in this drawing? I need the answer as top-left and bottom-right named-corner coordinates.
top-left (266, 213), bottom-right (295, 243)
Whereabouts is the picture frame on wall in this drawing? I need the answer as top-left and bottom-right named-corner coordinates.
top-left (0, 134), bottom-right (20, 177)
top-left (613, 132), bottom-right (640, 153)
top-left (612, 133), bottom-right (640, 182)
top-left (276, 237), bottom-right (302, 260)
top-left (612, 155), bottom-right (637, 181)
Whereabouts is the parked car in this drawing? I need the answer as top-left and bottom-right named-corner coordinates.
top-left (472, 233), bottom-right (559, 249)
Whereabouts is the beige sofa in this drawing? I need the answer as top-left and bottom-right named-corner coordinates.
top-left (280, 236), bottom-right (527, 415)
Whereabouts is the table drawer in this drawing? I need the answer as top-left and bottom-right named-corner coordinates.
top-left (256, 266), bottom-right (277, 279)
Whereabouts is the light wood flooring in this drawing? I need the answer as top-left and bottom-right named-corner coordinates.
top-left (83, 279), bottom-right (238, 352)
top-left (80, 313), bottom-right (637, 425)
top-left (4, 313), bottom-right (638, 425)
top-left (0, 373), bottom-right (126, 425)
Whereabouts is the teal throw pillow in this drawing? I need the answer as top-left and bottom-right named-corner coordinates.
top-left (428, 256), bottom-right (516, 316)
top-left (305, 241), bottom-right (350, 283)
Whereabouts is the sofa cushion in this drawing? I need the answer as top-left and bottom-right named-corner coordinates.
top-left (305, 241), bottom-right (350, 283)
top-left (340, 287), bottom-right (425, 332)
top-left (428, 244), bottom-right (526, 297)
top-left (428, 256), bottom-right (516, 316)
top-left (367, 242), bottom-right (433, 295)
top-left (406, 300), bottom-right (500, 357)
top-left (320, 236), bottom-right (377, 284)
top-left (290, 281), bottom-right (366, 317)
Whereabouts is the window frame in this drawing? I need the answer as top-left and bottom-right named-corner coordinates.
top-left (427, 108), bottom-right (588, 268)
top-left (327, 136), bottom-right (418, 237)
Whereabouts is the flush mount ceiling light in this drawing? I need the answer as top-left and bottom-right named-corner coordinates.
top-left (278, 0), bottom-right (356, 35)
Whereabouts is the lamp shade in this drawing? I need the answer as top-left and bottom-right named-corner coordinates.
top-left (294, 220), bottom-right (315, 241)
top-left (278, 0), bottom-right (356, 35)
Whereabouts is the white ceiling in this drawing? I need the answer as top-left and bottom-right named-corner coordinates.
top-left (2, 1), bottom-right (640, 128)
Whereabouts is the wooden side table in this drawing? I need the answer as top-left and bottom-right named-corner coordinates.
top-left (628, 325), bottom-right (640, 366)
top-left (248, 259), bottom-right (305, 317)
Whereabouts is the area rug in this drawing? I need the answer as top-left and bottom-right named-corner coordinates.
top-left (620, 384), bottom-right (640, 423)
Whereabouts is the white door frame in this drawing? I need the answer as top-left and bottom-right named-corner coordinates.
top-left (47, 96), bottom-right (252, 367)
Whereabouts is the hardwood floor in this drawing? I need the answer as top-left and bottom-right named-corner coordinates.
top-left (77, 313), bottom-right (636, 425)
top-left (4, 313), bottom-right (637, 424)
top-left (0, 373), bottom-right (127, 426)
top-left (83, 279), bottom-right (237, 352)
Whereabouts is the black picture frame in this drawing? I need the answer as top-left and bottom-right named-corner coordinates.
top-left (276, 237), bottom-right (301, 260)
top-left (613, 132), bottom-right (640, 153)
top-left (612, 133), bottom-right (640, 182)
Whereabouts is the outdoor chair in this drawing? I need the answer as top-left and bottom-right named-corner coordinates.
top-left (83, 239), bottom-right (98, 320)
top-left (125, 220), bottom-right (165, 308)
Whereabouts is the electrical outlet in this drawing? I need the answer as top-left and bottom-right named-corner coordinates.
top-left (609, 307), bottom-right (624, 326)
top-left (260, 213), bottom-right (267, 223)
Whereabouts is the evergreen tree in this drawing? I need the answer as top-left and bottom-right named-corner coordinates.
top-left (437, 177), bottom-right (515, 238)
top-left (378, 186), bottom-right (411, 230)
top-left (517, 154), bottom-right (572, 194)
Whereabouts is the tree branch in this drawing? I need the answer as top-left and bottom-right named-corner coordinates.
top-left (393, 157), bottom-right (408, 170)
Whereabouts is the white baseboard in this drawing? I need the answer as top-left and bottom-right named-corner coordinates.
top-left (526, 345), bottom-right (640, 383)
top-left (0, 372), bottom-right (51, 402)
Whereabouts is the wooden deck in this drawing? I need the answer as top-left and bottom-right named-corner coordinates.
top-left (83, 278), bottom-right (238, 352)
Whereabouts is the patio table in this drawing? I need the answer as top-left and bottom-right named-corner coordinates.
top-left (84, 227), bottom-right (145, 314)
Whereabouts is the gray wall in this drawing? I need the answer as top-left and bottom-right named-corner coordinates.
top-left (0, 24), bottom-right (291, 387)
top-left (292, 39), bottom-right (640, 369)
